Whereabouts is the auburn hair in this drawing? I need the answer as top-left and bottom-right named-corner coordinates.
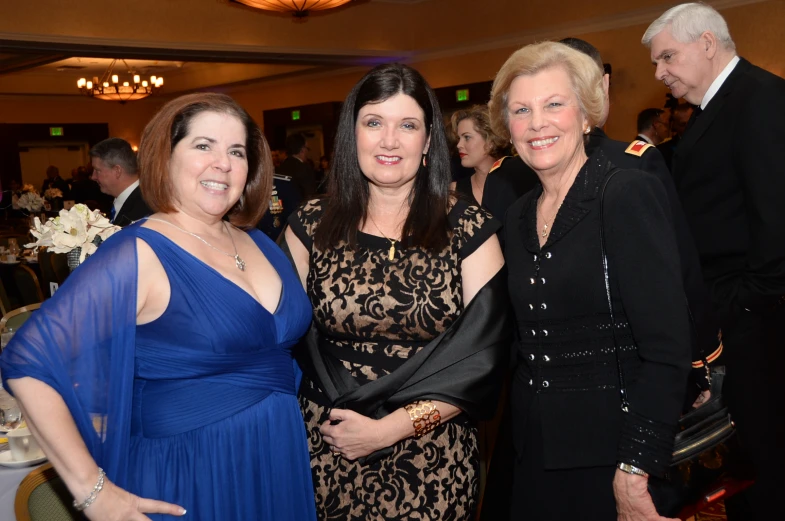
top-left (138, 92), bottom-right (272, 229)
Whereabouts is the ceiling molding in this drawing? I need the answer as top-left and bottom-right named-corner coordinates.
top-left (0, 53), bottom-right (67, 75)
top-left (0, 33), bottom-right (412, 65)
top-left (409, 0), bottom-right (770, 64)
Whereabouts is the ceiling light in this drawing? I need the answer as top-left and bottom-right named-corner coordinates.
top-left (233, 0), bottom-right (354, 18)
top-left (77, 59), bottom-right (163, 104)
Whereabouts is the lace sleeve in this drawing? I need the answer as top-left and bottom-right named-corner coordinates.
top-left (286, 198), bottom-right (325, 252)
top-left (453, 203), bottom-right (501, 259)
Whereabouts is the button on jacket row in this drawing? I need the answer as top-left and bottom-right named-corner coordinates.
top-left (521, 250), bottom-right (555, 391)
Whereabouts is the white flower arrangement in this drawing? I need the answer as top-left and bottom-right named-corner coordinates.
top-left (26, 204), bottom-right (121, 262)
top-left (44, 188), bottom-right (64, 200)
top-left (17, 192), bottom-right (44, 212)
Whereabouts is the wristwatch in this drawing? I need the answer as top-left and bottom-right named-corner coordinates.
top-left (617, 462), bottom-right (649, 478)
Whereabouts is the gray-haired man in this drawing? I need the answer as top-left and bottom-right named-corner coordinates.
top-left (644, 4), bottom-right (785, 519)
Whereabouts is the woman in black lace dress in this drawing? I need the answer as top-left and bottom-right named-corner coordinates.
top-left (284, 63), bottom-right (511, 520)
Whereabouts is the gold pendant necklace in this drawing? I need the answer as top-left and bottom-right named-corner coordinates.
top-left (537, 196), bottom-right (562, 239)
top-left (367, 213), bottom-right (400, 261)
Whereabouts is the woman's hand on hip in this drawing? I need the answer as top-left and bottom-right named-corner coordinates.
top-left (319, 408), bottom-right (387, 461)
top-left (85, 480), bottom-right (186, 521)
top-left (613, 469), bottom-right (678, 521)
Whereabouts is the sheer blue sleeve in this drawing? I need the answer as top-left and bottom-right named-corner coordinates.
top-left (0, 227), bottom-right (139, 488)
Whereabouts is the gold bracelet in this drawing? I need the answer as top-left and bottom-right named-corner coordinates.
top-left (404, 400), bottom-right (441, 438)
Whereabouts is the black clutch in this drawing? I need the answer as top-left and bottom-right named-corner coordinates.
top-left (646, 367), bottom-right (738, 517)
top-left (599, 170), bottom-right (738, 518)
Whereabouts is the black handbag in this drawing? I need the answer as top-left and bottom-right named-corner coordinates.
top-left (599, 169), bottom-right (738, 518)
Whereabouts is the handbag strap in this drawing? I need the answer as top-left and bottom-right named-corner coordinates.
top-left (598, 168), bottom-right (630, 412)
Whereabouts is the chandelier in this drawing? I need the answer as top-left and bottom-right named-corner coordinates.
top-left (233, 0), bottom-right (354, 18)
top-left (77, 59), bottom-right (163, 103)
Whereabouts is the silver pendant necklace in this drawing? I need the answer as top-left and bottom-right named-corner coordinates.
top-left (147, 217), bottom-right (246, 271)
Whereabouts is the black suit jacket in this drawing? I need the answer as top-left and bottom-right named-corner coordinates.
top-left (672, 58), bottom-right (785, 321)
top-left (113, 186), bottom-right (151, 227)
top-left (276, 156), bottom-right (317, 199)
top-left (656, 136), bottom-right (680, 172)
top-left (506, 150), bottom-right (690, 475)
top-left (484, 130), bottom-right (717, 359)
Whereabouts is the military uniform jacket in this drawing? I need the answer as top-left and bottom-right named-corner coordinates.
top-left (505, 150), bottom-right (690, 476)
top-left (672, 58), bottom-right (785, 321)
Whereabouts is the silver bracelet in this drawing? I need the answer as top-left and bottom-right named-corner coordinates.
top-left (73, 467), bottom-right (106, 511)
top-left (617, 462), bottom-right (649, 478)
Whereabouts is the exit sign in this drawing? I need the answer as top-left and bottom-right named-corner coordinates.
top-left (291, 110), bottom-right (301, 121)
top-left (456, 89), bottom-right (469, 102)
top-left (50, 127), bottom-right (64, 136)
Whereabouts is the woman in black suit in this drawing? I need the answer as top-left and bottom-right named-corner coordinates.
top-left (487, 41), bottom-right (691, 520)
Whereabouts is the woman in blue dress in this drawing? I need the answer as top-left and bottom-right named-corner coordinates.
top-left (0, 93), bottom-right (316, 520)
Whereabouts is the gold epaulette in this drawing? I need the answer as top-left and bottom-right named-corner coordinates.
top-left (489, 156), bottom-right (513, 174)
top-left (625, 140), bottom-right (654, 157)
top-left (691, 343), bottom-right (724, 368)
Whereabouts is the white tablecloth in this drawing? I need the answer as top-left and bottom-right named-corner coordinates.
top-left (0, 461), bottom-right (45, 521)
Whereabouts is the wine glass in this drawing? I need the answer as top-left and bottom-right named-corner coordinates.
top-left (0, 386), bottom-right (22, 431)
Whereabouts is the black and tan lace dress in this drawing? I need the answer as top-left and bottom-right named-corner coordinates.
top-left (288, 198), bottom-right (500, 521)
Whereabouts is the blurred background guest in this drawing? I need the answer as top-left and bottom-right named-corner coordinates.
top-left (277, 133), bottom-right (317, 199)
top-left (69, 165), bottom-right (106, 209)
top-left (449, 105), bottom-right (508, 206)
top-left (256, 172), bottom-right (300, 241)
top-left (315, 154), bottom-right (330, 194)
top-left (656, 103), bottom-right (694, 171)
top-left (89, 137), bottom-right (151, 226)
top-left (1, 93), bottom-right (317, 521)
top-left (635, 107), bottom-right (670, 145)
top-left (487, 41), bottom-right (690, 520)
top-left (40, 165), bottom-right (70, 199)
top-left (284, 62), bottom-right (509, 521)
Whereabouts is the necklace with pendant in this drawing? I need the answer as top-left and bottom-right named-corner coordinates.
top-left (367, 213), bottom-right (400, 261)
top-left (147, 217), bottom-right (246, 271)
top-left (537, 195), bottom-right (562, 239)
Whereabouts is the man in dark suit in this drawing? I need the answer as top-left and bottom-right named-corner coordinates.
top-left (89, 138), bottom-right (151, 226)
top-left (644, 4), bottom-right (785, 519)
top-left (41, 165), bottom-right (71, 199)
top-left (277, 133), bottom-right (317, 200)
top-left (635, 108), bottom-right (669, 145)
top-left (656, 103), bottom-right (694, 171)
top-left (257, 173), bottom-right (301, 242)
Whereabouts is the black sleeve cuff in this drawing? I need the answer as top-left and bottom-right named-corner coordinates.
top-left (617, 410), bottom-right (676, 478)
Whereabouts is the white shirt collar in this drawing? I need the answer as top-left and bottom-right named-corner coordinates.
top-left (701, 55), bottom-right (740, 110)
top-left (113, 179), bottom-right (140, 216)
top-left (636, 134), bottom-right (654, 145)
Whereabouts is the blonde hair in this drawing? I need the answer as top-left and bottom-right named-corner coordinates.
top-left (449, 105), bottom-right (508, 160)
top-left (488, 41), bottom-right (605, 141)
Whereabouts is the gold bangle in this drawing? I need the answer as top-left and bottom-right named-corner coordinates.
top-left (404, 400), bottom-right (441, 438)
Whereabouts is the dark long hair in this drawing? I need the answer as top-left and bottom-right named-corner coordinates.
top-left (314, 63), bottom-right (451, 252)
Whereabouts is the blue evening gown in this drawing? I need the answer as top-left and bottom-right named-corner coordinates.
top-left (128, 227), bottom-right (315, 520)
top-left (1, 224), bottom-right (316, 521)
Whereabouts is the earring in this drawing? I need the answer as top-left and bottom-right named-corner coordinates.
top-left (584, 127), bottom-right (591, 134)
